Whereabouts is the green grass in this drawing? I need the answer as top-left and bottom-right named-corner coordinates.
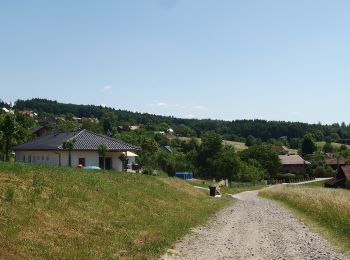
top-left (260, 185), bottom-right (350, 255)
top-left (170, 136), bottom-right (247, 151)
top-left (298, 180), bottom-right (326, 188)
top-left (316, 141), bottom-right (350, 150)
top-left (188, 179), bottom-right (265, 195)
top-left (0, 162), bottom-right (230, 259)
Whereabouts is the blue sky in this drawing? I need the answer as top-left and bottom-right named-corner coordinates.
top-left (1, 0), bottom-right (350, 124)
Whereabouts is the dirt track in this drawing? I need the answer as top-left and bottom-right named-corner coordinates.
top-left (162, 191), bottom-right (348, 260)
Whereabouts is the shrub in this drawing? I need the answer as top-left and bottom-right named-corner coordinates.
top-left (142, 167), bottom-right (154, 176)
top-left (313, 166), bottom-right (334, 178)
top-left (3, 186), bottom-right (15, 202)
top-left (345, 180), bottom-right (350, 190)
top-left (238, 162), bottom-right (265, 182)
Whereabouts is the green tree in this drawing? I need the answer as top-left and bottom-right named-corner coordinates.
top-left (156, 151), bottom-right (175, 176)
top-left (330, 133), bottom-right (340, 143)
top-left (301, 134), bottom-right (316, 156)
top-left (196, 132), bottom-right (223, 178)
top-left (174, 124), bottom-right (196, 137)
top-left (213, 146), bottom-right (240, 181)
top-left (245, 135), bottom-right (257, 147)
top-left (62, 139), bottom-right (76, 167)
top-left (238, 160), bottom-right (265, 182)
top-left (0, 114), bottom-right (15, 161)
top-left (239, 145), bottom-right (281, 179)
top-left (97, 144), bottom-right (108, 169)
top-left (323, 142), bottom-right (334, 153)
top-left (339, 144), bottom-right (348, 152)
top-left (101, 112), bottom-right (117, 135)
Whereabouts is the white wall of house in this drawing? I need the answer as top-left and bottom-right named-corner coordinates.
top-left (15, 150), bottom-right (60, 165)
top-left (15, 150), bottom-right (124, 171)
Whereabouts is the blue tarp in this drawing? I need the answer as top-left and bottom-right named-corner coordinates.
top-left (175, 172), bottom-right (193, 180)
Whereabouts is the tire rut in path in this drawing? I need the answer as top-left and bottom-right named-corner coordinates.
top-left (162, 191), bottom-right (348, 260)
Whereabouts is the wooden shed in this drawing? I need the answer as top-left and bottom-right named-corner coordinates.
top-left (325, 165), bottom-right (350, 188)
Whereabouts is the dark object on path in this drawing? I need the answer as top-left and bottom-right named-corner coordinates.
top-left (209, 185), bottom-right (217, 197)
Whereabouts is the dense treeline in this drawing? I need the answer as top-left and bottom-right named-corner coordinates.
top-left (2, 98), bottom-right (350, 183)
top-left (13, 98), bottom-right (350, 142)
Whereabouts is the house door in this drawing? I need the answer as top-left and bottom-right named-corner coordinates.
top-left (78, 158), bottom-right (86, 166)
top-left (99, 157), bottom-right (112, 170)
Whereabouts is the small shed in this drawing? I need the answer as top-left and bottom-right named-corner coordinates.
top-left (325, 165), bottom-right (350, 188)
top-left (175, 172), bottom-right (193, 180)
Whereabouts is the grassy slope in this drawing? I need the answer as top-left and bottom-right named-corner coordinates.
top-left (259, 185), bottom-right (350, 255)
top-left (171, 136), bottom-right (247, 151)
top-left (0, 163), bottom-right (230, 259)
top-left (316, 141), bottom-right (350, 150)
top-left (298, 180), bottom-right (326, 188)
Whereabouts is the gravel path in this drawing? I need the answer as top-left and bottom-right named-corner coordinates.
top-left (162, 191), bottom-right (348, 260)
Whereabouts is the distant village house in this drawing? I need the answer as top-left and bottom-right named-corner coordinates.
top-left (279, 154), bottom-right (311, 174)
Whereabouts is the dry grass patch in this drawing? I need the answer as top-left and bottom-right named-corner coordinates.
top-left (260, 185), bottom-right (350, 255)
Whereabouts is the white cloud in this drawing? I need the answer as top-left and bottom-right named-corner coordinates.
top-left (150, 102), bottom-right (185, 109)
top-left (102, 85), bottom-right (112, 91)
top-left (193, 105), bottom-right (207, 110)
top-left (185, 114), bottom-right (195, 119)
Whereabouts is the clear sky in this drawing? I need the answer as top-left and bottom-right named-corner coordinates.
top-left (1, 0), bottom-right (350, 124)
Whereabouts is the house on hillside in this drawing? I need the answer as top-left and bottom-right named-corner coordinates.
top-left (161, 146), bottom-right (173, 154)
top-left (30, 125), bottom-right (52, 139)
top-left (272, 145), bottom-right (289, 155)
top-left (129, 125), bottom-right (141, 131)
top-left (19, 110), bottom-right (37, 118)
top-left (279, 154), bottom-right (311, 174)
top-left (14, 129), bottom-right (140, 171)
top-left (325, 165), bottom-right (350, 188)
top-left (324, 153), bottom-right (347, 170)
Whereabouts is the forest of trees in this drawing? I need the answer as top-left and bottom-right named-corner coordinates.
top-left (1, 98), bottom-right (349, 183)
top-left (13, 98), bottom-right (350, 143)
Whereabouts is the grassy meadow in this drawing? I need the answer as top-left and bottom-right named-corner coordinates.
top-left (0, 162), bottom-right (230, 259)
top-left (298, 180), bottom-right (327, 188)
top-left (171, 136), bottom-right (248, 151)
top-left (260, 185), bottom-right (350, 255)
top-left (316, 141), bottom-right (350, 150)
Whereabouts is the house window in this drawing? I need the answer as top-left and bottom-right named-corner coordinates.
top-left (37, 156), bottom-right (40, 160)
top-left (78, 158), bottom-right (86, 166)
top-left (99, 157), bottom-right (112, 170)
top-left (46, 156), bottom-right (49, 161)
top-left (41, 156), bottom-right (44, 161)
top-left (29, 155), bottom-right (32, 163)
top-left (22, 155), bottom-right (26, 162)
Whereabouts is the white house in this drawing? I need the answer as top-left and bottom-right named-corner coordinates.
top-left (14, 129), bottom-right (140, 171)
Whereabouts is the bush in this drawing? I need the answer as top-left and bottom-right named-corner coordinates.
top-left (313, 166), bottom-right (334, 178)
top-left (345, 180), bottom-right (350, 190)
top-left (238, 161), bottom-right (265, 182)
top-left (3, 186), bottom-right (14, 202)
top-left (142, 167), bottom-right (154, 176)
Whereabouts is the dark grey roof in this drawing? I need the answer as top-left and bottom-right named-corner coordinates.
top-left (161, 146), bottom-right (173, 153)
top-left (29, 125), bottom-right (46, 134)
top-left (14, 129), bottom-right (140, 151)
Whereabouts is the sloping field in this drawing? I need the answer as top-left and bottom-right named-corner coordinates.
top-left (316, 141), bottom-right (350, 150)
top-left (0, 163), bottom-right (229, 259)
top-left (172, 136), bottom-right (247, 151)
